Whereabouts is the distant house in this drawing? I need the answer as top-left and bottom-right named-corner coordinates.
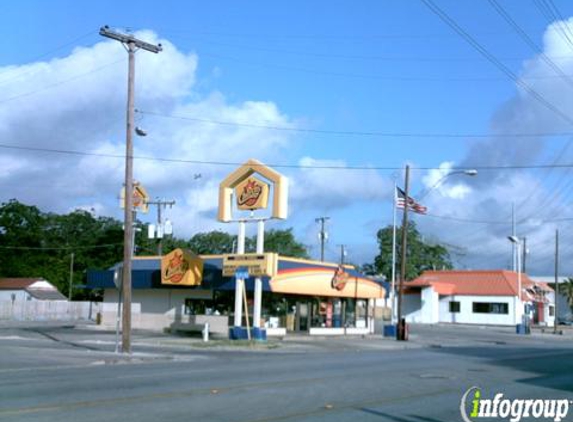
top-left (0, 278), bottom-right (67, 302)
top-left (403, 270), bottom-right (554, 326)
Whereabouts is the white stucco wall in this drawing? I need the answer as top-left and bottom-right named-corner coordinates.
top-left (404, 293), bottom-right (422, 323)
top-left (0, 290), bottom-right (31, 301)
top-left (438, 295), bottom-right (517, 326)
top-left (101, 288), bottom-right (223, 332)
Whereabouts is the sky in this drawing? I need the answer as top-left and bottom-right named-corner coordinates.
top-left (2, 0), bottom-right (573, 275)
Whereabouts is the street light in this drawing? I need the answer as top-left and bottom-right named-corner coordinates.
top-left (507, 235), bottom-right (524, 327)
top-left (418, 169), bottom-right (478, 201)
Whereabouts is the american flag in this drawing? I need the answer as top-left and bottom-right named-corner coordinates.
top-left (396, 187), bottom-right (428, 215)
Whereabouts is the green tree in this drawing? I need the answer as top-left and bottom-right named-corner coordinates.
top-left (558, 278), bottom-right (573, 312)
top-left (372, 222), bottom-right (452, 281)
top-left (256, 228), bottom-right (309, 259)
top-left (188, 231), bottom-right (236, 255)
top-left (0, 200), bottom-right (125, 299)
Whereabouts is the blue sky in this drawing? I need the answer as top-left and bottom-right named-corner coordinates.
top-left (2, 1), bottom-right (573, 275)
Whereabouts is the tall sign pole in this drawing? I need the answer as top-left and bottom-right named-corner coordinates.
top-left (554, 229), bottom-right (559, 335)
top-left (316, 216), bottom-right (330, 262)
top-left (396, 165), bottom-right (410, 341)
top-left (99, 26), bottom-right (162, 353)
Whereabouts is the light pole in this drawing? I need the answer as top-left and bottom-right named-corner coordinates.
top-left (508, 235), bottom-right (524, 328)
top-left (418, 169), bottom-right (478, 201)
top-left (391, 167), bottom-right (477, 334)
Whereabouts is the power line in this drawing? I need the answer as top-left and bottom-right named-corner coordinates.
top-left (0, 243), bottom-right (122, 251)
top-left (138, 109), bottom-right (573, 138)
top-left (176, 35), bottom-right (573, 63)
top-left (488, 0), bottom-right (573, 90)
top-left (0, 30), bottom-right (97, 87)
top-left (199, 50), bottom-right (573, 83)
top-left (421, 0), bottom-right (573, 127)
top-left (6, 142), bottom-right (573, 171)
top-left (0, 58), bottom-right (125, 106)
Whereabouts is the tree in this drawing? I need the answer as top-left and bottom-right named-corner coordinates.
top-left (558, 278), bottom-right (573, 312)
top-left (372, 222), bottom-right (452, 281)
top-left (256, 228), bottom-right (309, 259)
top-left (188, 231), bottom-right (236, 255)
top-left (0, 200), bottom-right (125, 300)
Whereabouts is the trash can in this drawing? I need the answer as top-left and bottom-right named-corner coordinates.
top-left (383, 324), bottom-right (397, 337)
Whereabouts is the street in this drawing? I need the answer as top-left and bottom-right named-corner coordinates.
top-left (0, 323), bottom-right (572, 422)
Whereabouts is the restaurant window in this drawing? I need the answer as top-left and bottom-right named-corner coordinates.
top-left (449, 301), bottom-right (460, 313)
top-left (472, 302), bottom-right (508, 314)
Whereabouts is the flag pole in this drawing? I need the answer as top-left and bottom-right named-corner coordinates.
top-left (396, 165), bottom-right (410, 341)
top-left (391, 181), bottom-right (397, 325)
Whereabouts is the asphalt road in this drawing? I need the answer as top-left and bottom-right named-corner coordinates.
top-left (0, 322), bottom-right (572, 422)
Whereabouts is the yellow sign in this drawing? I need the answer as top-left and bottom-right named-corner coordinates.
top-left (331, 265), bottom-right (350, 291)
top-left (235, 176), bottom-right (269, 211)
top-left (222, 253), bottom-right (278, 278)
top-left (218, 159), bottom-right (288, 222)
top-left (161, 248), bottom-right (203, 286)
top-left (120, 182), bottom-right (150, 213)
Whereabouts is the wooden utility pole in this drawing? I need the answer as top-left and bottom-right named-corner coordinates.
top-left (396, 165), bottom-right (410, 341)
top-left (315, 216), bottom-right (330, 262)
top-left (68, 253), bottom-right (74, 301)
top-left (99, 26), bottom-right (162, 354)
top-left (554, 229), bottom-right (559, 335)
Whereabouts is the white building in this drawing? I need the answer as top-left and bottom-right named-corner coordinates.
top-left (403, 270), bottom-right (554, 327)
top-left (529, 276), bottom-right (571, 322)
top-left (0, 278), bottom-right (67, 301)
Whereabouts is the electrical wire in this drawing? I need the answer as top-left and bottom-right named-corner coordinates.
top-left (0, 30), bottom-right (97, 87)
top-left (0, 58), bottom-right (125, 106)
top-left (7, 142), bottom-right (573, 171)
top-left (421, 0), bottom-right (573, 127)
top-left (137, 109), bottom-right (573, 138)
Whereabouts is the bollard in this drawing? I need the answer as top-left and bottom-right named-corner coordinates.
top-left (202, 322), bottom-right (209, 342)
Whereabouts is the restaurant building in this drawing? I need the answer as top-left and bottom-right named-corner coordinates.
top-left (87, 253), bottom-right (388, 337)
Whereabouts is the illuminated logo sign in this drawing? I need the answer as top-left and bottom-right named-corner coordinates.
top-left (331, 265), bottom-right (350, 291)
top-left (235, 176), bottom-right (269, 211)
top-left (161, 248), bottom-right (203, 286)
top-left (218, 159), bottom-right (288, 222)
top-left (119, 181), bottom-right (149, 213)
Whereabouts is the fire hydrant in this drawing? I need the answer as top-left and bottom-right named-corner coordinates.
top-left (202, 322), bottom-right (209, 342)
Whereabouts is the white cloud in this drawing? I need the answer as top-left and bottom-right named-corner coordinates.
top-left (289, 156), bottom-right (391, 210)
top-left (0, 30), bottom-right (297, 240)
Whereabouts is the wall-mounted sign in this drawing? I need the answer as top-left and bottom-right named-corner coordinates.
top-left (120, 182), bottom-right (149, 213)
top-left (218, 159), bottom-right (288, 222)
top-left (222, 253), bottom-right (278, 278)
top-left (235, 176), bottom-right (270, 211)
top-left (161, 248), bottom-right (203, 286)
top-left (331, 265), bottom-right (350, 291)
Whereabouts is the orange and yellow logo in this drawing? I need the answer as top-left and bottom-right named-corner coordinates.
top-left (331, 266), bottom-right (349, 291)
top-left (161, 248), bottom-right (203, 286)
top-left (235, 176), bottom-right (270, 211)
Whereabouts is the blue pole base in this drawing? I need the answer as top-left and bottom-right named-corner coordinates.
top-left (251, 327), bottom-right (267, 341)
top-left (229, 327), bottom-right (250, 340)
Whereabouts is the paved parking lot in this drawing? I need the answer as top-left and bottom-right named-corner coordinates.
top-left (0, 321), bottom-right (572, 421)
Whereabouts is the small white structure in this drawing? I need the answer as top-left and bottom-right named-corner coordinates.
top-left (403, 270), bottom-right (554, 327)
top-left (0, 278), bottom-right (67, 301)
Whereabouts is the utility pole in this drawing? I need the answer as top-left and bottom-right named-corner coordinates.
top-left (522, 237), bottom-right (527, 273)
top-left (315, 217), bottom-right (330, 262)
top-left (396, 165), bottom-right (410, 341)
top-left (338, 244), bottom-right (346, 265)
top-left (554, 229), bottom-right (559, 335)
top-left (147, 198), bottom-right (175, 255)
top-left (68, 253), bottom-right (74, 301)
top-left (100, 26), bottom-right (162, 354)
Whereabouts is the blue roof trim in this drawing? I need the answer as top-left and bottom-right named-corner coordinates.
top-left (87, 256), bottom-right (372, 295)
